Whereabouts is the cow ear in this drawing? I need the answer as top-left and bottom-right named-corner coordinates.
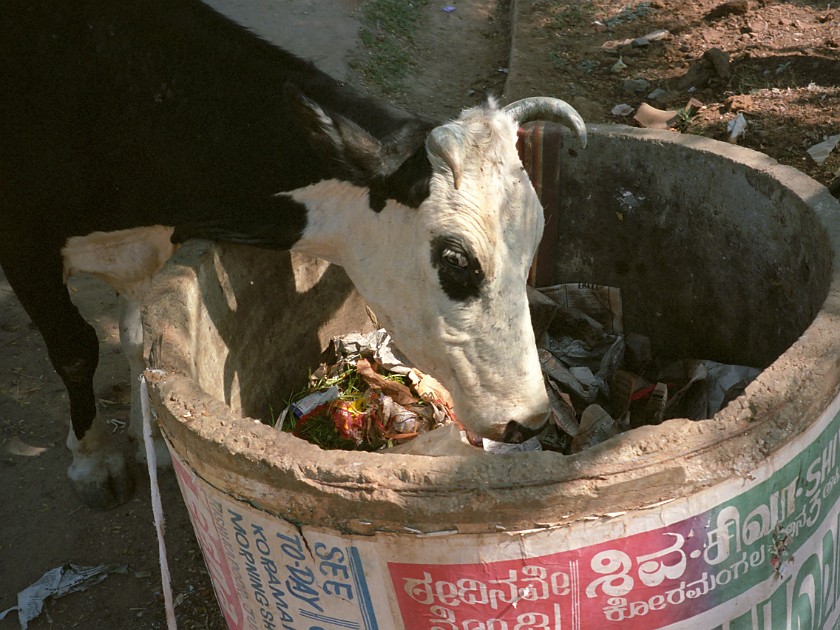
top-left (285, 83), bottom-right (388, 181)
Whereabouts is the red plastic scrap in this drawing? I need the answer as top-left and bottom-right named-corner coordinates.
top-left (331, 399), bottom-right (366, 442)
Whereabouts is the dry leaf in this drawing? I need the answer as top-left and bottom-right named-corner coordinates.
top-left (356, 358), bottom-right (416, 406)
top-left (408, 368), bottom-right (455, 408)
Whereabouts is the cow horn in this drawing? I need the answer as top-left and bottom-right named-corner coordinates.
top-left (502, 97), bottom-right (587, 149)
top-left (426, 125), bottom-right (464, 190)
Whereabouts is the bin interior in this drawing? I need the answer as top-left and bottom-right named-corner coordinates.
top-left (535, 126), bottom-right (831, 368)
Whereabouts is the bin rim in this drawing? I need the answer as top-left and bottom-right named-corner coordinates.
top-left (143, 125), bottom-right (840, 533)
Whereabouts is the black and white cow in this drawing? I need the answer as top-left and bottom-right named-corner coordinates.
top-left (0, 0), bottom-right (586, 508)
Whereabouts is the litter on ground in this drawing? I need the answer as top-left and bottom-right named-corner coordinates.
top-left (0, 564), bottom-right (127, 630)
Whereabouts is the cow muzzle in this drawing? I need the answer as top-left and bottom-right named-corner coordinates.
top-left (499, 411), bottom-right (549, 444)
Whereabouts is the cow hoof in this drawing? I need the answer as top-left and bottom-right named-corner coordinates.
top-left (68, 450), bottom-right (136, 510)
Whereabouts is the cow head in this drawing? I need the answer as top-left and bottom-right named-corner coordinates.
top-left (288, 95), bottom-right (587, 443)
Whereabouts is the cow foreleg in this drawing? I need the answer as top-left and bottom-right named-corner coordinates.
top-left (66, 414), bottom-right (136, 509)
top-left (62, 226), bottom-right (177, 472)
top-left (1, 252), bottom-right (135, 509)
top-left (120, 295), bottom-right (170, 467)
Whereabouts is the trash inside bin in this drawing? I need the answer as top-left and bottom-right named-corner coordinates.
top-left (275, 330), bottom-right (456, 450)
top-left (278, 283), bottom-right (764, 456)
top-left (143, 125), bottom-right (840, 629)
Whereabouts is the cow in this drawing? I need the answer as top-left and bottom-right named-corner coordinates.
top-left (0, 0), bottom-right (586, 509)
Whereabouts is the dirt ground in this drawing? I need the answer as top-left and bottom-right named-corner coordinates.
top-left (505, 0), bottom-right (839, 190)
top-left (1, 1), bottom-right (838, 629)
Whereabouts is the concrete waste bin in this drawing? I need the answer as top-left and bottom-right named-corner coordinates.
top-left (143, 125), bottom-right (840, 629)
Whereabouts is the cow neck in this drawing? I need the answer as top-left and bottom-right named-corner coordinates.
top-left (287, 179), bottom-right (412, 267)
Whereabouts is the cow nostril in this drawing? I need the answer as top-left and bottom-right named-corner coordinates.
top-left (500, 415), bottom-right (548, 444)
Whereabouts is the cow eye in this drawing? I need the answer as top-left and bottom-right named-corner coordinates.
top-left (431, 236), bottom-right (484, 301)
top-left (441, 247), bottom-right (468, 270)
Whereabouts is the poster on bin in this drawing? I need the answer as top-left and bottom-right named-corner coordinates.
top-left (168, 392), bottom-right (840, 630)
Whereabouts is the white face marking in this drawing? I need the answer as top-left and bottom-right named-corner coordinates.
top-left (291, 106), bottom-right (550, 441)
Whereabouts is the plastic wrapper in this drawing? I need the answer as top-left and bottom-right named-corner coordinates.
top-left (290, 386), bottom-right (339, 421)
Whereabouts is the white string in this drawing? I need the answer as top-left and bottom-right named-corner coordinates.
top-left (140, 371), bottom-right (177, 630)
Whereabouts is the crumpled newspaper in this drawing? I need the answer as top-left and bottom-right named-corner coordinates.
top-left (535, 282), bottom-right (762, 452)
top-left (657, 359), bottom-right (761, 420)
top-left (332, 329), bottom-right (412, 374)
top-left (0, 563), bottom-right (127, 629)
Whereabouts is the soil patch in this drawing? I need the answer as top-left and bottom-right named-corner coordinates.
top-left (505, 0), bottom-right (839, 189)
